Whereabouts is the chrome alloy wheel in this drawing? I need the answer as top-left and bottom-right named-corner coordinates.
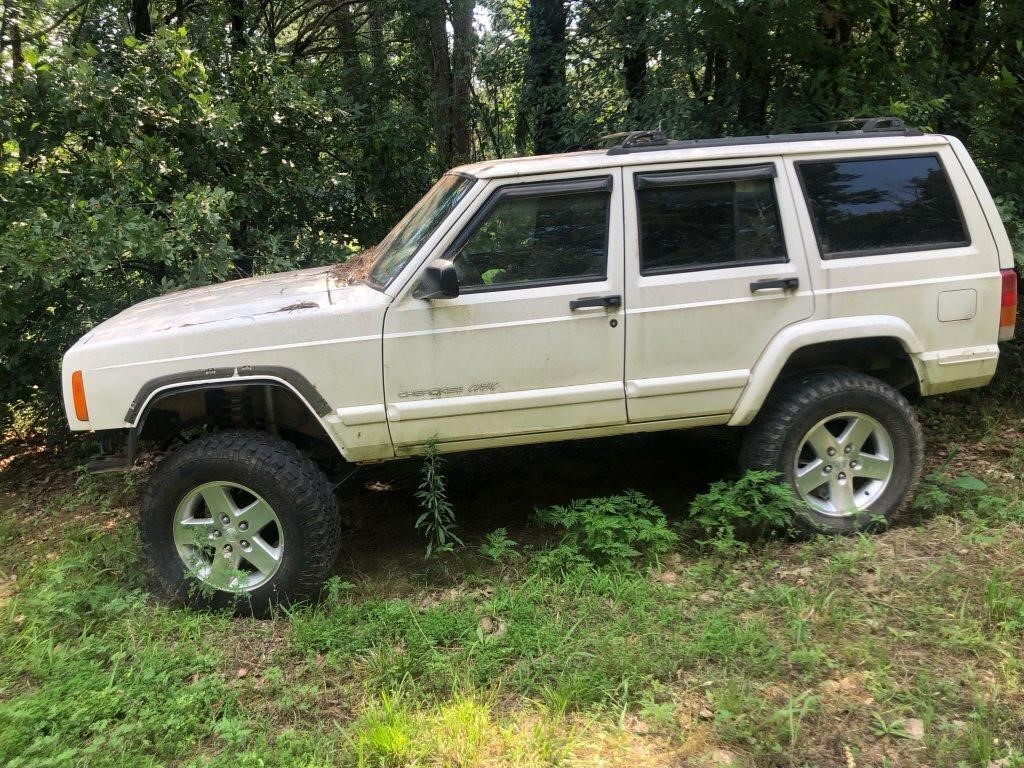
top-left (793, 412), bottom-right (895, 517)
top-left (173, 482), bottom-right (284, 592)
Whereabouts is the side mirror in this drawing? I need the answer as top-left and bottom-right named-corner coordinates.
top-left (414, 259), bottom-right (460, 300)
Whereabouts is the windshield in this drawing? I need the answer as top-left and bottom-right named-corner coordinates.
top-left (367, 174), bottom-right (474, 288)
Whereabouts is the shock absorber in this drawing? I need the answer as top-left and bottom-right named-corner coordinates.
top-left (213, 389), bottom-right (253, 429)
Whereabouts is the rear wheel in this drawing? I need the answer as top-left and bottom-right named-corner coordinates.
top-left (140, 430), bottom-right (340, 616)
top-left (740, 371), bottom-right (923, 534)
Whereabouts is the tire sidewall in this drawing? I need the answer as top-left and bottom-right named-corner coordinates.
top-left (141, 449), bottom-right (312, 615)
top-left (765, 381), bottom-right (920, 535)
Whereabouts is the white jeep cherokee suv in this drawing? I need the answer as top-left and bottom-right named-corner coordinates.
top-left (62, 119), bottom-right (1018, 615)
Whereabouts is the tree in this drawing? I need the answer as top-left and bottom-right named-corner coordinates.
top-left (521, 0), bottom-right (567, 154)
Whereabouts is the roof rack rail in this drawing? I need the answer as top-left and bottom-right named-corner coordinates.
top-left (574, 132), bottom-right (631, 151)
top-left (604, 117), bottom-right (923, 155)
top-left (795, 116), bottom-right (914, 133)
top-left (607, 130), bottom-right (669, 154)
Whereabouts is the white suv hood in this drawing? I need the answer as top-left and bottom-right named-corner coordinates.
top-left (82, 266), bottom-right (346, 343)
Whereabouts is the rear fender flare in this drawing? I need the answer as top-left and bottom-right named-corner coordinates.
top-left (728, 317), bottom-right (925, 426)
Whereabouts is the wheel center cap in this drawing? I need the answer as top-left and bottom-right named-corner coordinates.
top-left (224, 526), bottom-right (238, 541)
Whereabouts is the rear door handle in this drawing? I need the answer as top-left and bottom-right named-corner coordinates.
top-left (570, 294), bottom-right (622, 311)
top-left (750, 277), bottom-right (799, 293)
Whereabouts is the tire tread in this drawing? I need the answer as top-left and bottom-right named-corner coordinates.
top-left (139, 430), bottom-right (339, 615)
top-left (740, 371), bottom-right (924, 534)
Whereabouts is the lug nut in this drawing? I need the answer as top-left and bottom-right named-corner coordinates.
top-left (212, 529), bottom-right (222, 538)
top-left (221, 515), bottom-right (230, 525)
top-left (845, 445), bottom-right (853, 454)
top-left (838, 472), bottom-right (846, 481)
top-left (827, 447), bottom-right (836, 456)
top-left (240, 540), bottom-right (251, 551)
top-left (823, 465), bottom-right (833, 473)
top-left (223, 544), bottom-right (233, 554)
top-left (238, 521), bottom-right (248, 531)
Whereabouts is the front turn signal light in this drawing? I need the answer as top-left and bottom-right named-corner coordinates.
top-left (71, 370), bottom-right (89, 422)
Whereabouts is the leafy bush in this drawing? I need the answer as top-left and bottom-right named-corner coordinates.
top-left (690, 470), bottom-right (801, 555)
top-left (535, 490), bottom-right (678, 569)
top-left (0, 28), bottom-right (398, 434)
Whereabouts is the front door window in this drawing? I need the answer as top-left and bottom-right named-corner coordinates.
top-left (448, 177), bottom-right (612, 291)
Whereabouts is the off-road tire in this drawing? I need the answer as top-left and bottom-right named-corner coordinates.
top-left (140, 430), bottom-right (340, 617)
top-left (740, 371), bottom-right (924, 535)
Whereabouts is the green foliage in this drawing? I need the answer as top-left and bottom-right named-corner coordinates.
top-left (354, 693), bottom-right (414, 767)
top-left (690, 470), bottom-right (801, 556)
top-left (983, 571), bottom-right (1024, 633)
top-left (415, 438), bottom-right (462, 558)
top-left (0, 25), bottom-right (389, 432)
top-left (535, 490), bottom-right (678, 568)
top-left (479, 527), bottom-right (520, 563)
top-left (3, 432), bottom-right (1024, 765)
top-left (913, 468), bottom-right (1023, 524)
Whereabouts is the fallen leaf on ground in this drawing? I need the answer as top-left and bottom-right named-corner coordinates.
top-left (899, 717), bottom-right (924, 740)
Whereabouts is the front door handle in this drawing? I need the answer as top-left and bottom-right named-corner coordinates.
top-left (750, 277), bottom-right (799, 293)
top-left (570, 294), bottom-right (622, 311)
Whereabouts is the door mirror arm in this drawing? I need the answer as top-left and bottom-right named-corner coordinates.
top-left (413, 259), bottom-right (460, 300)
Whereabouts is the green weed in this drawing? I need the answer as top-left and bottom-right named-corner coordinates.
top-left (690, 470), bottom-right (800, 555)
top-left (479, 527), bottom-right (520, 563)
top-left (535, 490), bottom-right (677, 568)
top-left (415, 438), bottom-right (462, 558)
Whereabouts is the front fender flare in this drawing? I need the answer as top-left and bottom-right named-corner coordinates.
top-left (125, 365), bottom-right (332, 424)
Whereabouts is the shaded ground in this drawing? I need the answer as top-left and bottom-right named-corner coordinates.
top-left (335, 429), bottom-right (737, 588)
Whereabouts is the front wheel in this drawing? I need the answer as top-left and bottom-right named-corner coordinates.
top-left (740, 371), bottom-right (924, 534)
top-left (139, 431), bottom-right (340, 617)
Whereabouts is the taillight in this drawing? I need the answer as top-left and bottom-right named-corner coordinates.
top-left (1000, 269), bottom-right (1018, 341)
top-left (71, 370), bottom-right (89, 422)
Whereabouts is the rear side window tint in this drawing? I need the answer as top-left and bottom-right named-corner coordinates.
top-left (797, 155), bottom-right (969, 258)
top-left (635, 165), bottom-right (788, 274)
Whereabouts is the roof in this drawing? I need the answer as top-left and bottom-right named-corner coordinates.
top-left (453, 133), bottom-right (952, 180)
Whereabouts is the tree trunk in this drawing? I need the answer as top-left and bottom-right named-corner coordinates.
top-left (618, 0), bottom-right (648, 126)
top-left (816, 0), bottom-right (854, 117)
top-left (228, 0), bottom-right (246, 51)
top-left (937, 0), bottom-right (983, 139)
top-left (7, 0), bottom-right (22, 87)
top-left (523, 0), bottom-right (568, 155)
top-left (417, 0), bottom-right (455, 168)
top-left (733, 7), bottom-right (770, 133)
top-left (368, 1), bottom-right (387, 84)
top-left (335, 2), bottom-right (360, 73)
top-left (130, 0), bottom-right (153, 39)
top-left (450, 0), bottom-right (476, 163)
top-left (0, 0), bottom-right (9, 59)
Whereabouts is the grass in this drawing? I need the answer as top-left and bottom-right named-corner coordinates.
top-left (1, 346), bottom-right (1024, 766)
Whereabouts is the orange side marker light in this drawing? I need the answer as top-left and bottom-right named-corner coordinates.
top-left (71, 370), bottom-right (89, 421)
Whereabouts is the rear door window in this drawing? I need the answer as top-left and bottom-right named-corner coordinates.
top-left (635, 164), bottom-right (788, 274)
top-left (796, 155), bottom-right (969, 258)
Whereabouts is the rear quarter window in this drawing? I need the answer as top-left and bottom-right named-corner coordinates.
top-left (796, 154), bottom-right (970, 259)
